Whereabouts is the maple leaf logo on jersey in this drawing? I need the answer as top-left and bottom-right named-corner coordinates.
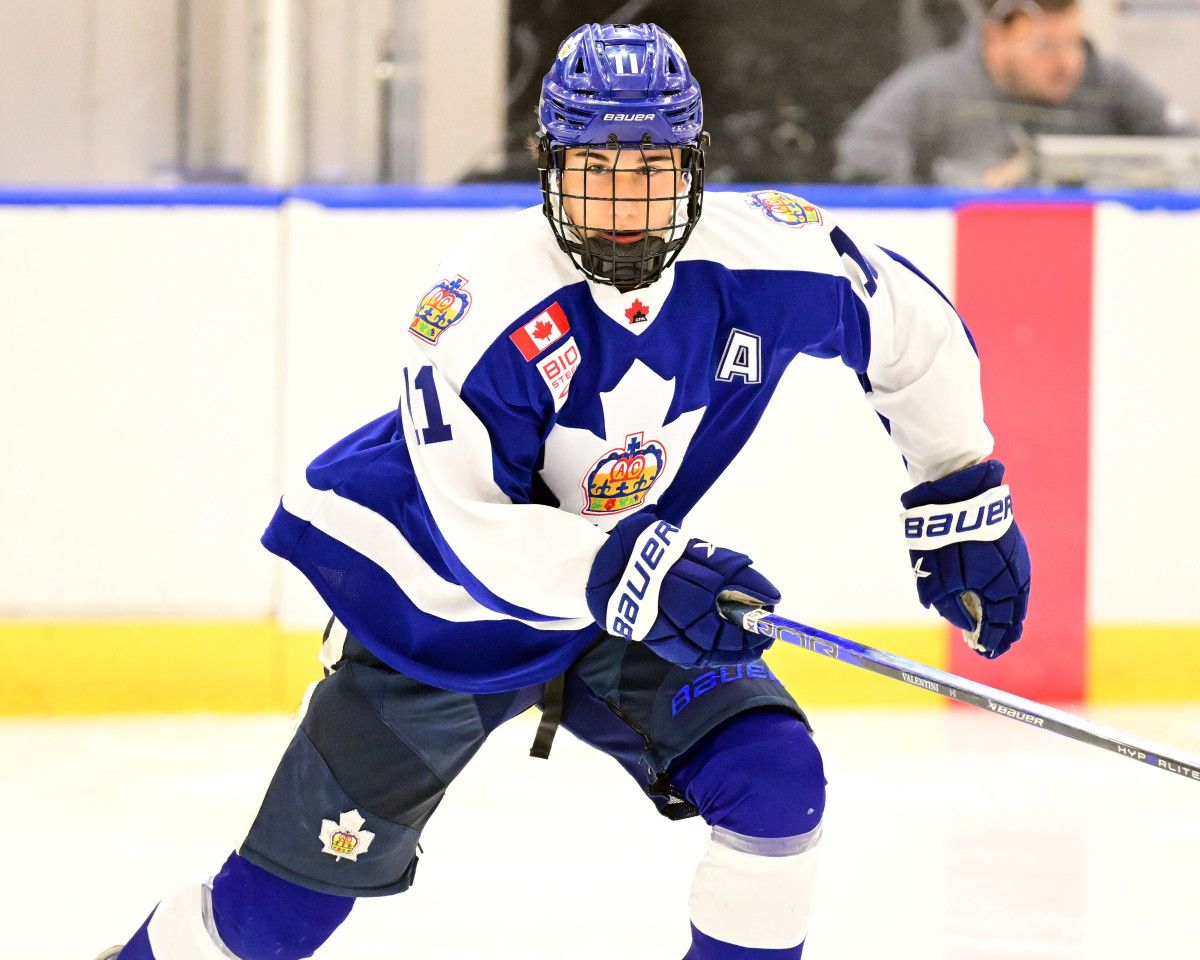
top-left (320, 810), bottom-right (375, 862)
top-left (540, 361), bottom-right (706, 530)
top-left (532, 319), bottom-right (554, 340)
top-left (624, 299), bottom-right (650, 324)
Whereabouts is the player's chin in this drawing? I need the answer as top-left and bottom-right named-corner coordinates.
top-left (583, 230), bottom-right (661, 247)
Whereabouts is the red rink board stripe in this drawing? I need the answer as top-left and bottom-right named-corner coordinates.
top-left (952, 203), bottom-right (1092, 702)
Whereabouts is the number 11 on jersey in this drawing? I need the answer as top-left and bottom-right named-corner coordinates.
top-left (403, 365), bottom-right (454, 445)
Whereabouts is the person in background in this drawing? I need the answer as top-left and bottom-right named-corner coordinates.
top-left (835, 0), bottom-right (1194, 187)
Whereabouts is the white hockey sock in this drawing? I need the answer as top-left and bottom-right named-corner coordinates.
top-left (146, 883), bottom-right (236, 960)
top-left (688, 823), bottom-right (822, 950)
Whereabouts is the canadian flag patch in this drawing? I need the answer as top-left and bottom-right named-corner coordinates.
top-left (510, 303), bottom-right (570, 361)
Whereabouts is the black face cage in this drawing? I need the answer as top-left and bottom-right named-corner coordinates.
top-left (538, 134), bottom-right (707, 292)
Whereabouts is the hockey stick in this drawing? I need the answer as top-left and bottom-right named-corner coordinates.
top-left (718, 599), bottom-right (1200, 785)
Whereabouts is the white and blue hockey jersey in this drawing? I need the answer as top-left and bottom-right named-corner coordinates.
top-left (262, 190), bottom-right (993, 693)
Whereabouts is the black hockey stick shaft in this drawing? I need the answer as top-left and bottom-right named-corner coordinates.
top-left (719, 600), bottom-right (1200, 785)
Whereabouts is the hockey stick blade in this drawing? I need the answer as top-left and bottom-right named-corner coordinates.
top-left (718, 599), bottom-right (1200, 785)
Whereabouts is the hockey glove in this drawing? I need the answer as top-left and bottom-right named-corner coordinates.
top-left (901, 459), bottom-right (1031, 659)
top-left (585, 512), bottom-right (781, 668)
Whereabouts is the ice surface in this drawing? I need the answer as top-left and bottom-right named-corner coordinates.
top-left (5, 705), bottom-right (1199, 960)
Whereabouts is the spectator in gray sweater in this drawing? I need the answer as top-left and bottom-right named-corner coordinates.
top-left (835, 0), bottom-right (1194, 187)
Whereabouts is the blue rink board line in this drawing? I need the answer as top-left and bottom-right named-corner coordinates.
top-left (1, 183), bottom-right (1200, 211)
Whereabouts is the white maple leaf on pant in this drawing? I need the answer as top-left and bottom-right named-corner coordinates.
top-left (319, 809), bottom-right (375, 862)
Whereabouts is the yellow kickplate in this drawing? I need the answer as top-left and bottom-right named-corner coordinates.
top-left (2, 620), bottom-right (1196, 715)
top-left (764, 624), bottom-right (948, 708)
top-left (1088, 625), bottom-right (1200, 703)
top-left (0, 621), bottom-right (323, 715)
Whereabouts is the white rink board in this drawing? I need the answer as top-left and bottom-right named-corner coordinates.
top-left (2, 200), bottom-right (1197, 627)
top-left (0, 206), bottom-right (279, 617)
top-left (1089, 205), bottom-right (1200, 621)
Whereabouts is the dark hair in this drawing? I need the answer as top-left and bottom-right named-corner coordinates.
top-left (984, 0), bottom-right (1077, 25)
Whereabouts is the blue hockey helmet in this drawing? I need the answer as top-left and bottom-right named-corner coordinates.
top-left (538, 23), bottom-right (704, 148)
top-left (537, 23), bottom-right (708, 291)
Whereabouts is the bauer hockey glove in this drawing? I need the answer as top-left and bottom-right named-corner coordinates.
top-left (901, 459), bottom-right (1031, 659)
top-left (585, 512), bottom-right (781, 668)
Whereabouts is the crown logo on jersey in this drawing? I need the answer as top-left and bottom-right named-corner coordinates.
top-left (624, 299), bottom-right (650, 324)
top-left (582, 431), bottom-right (667, 516)
top-left (319, 809), bottom-right (375, 863)
top-left (409, 275), bottom-right (473, 344)
top-left (746, 191), bottom-right (822, 228)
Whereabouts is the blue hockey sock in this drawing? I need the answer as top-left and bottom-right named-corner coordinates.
top-left (114, 852), bottom-right (353, 960)
top-left (210, 851), bottom-right (354, 960)
top-left (113, 912), bottom-right (154, 959)
top-left (672, 710), bottom-right (825, 959)
top-left (684, 924), bottom-right (805, 959)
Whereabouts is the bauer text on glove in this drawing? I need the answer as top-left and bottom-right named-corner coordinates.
top-left (901, 459), bottom-right (1031, 659)
top-left (585, 513), bottom-right (781, 668)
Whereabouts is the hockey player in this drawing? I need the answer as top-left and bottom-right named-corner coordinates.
top-left (97, 22), bottom-right (1030, 960)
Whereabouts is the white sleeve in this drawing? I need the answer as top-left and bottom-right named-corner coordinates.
top-left (398, 332), bottom-right (607, 621)
top-left (833, 224), bottom-right (994, 485)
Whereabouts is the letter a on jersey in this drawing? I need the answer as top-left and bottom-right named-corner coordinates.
top-left (716, 329), bottom-right (762, 384)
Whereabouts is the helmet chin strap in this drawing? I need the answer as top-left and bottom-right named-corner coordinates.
top-left (578, 235), bottom-right (669, 291)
